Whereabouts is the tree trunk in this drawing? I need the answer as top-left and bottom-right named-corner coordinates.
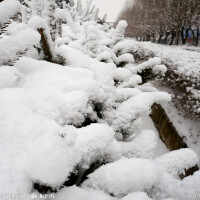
top-left (152, 31), bottom-right (155, 43)
top-left (147, 34), bottom-right (150, 41)
top-left (195, 27), bottom-right (199, 46)
top-left (192, 30), bottom-right (195, 45)
top-left (175, 26), bottom-right (180, 45)
top-left (169, 29), bottom-right (176, 45)
top-left (164, 31), bottom-right (170, 45)
top-left (192, 27), bottom-right (199, 46)
top-left (38, 28), bottom-right (53, 62)
top-left (181, 26), bottom-right (189, 45)
top-left (158, 32), bottom-right (163, 44)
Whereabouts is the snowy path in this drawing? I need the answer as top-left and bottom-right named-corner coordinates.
top-left (141, 116), bottom-right (169, 158)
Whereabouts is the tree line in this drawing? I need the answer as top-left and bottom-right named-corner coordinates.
top-left (115, 0), bottom-right (200, 46)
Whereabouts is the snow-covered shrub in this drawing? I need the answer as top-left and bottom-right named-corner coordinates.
top-left (116, 53), bottom-right (135, 67)
top-left (120, 130), bottom-right (157, 159)
top-left (0, 28), bottom-right (40, 65)
top-left (0, 66), bottom-right (25, 89)
top-left (122, 192), bottom-right (153, 200)
top-left (28, 16), bottom-right (56, 62)
top-left (113, 20), bottom-right (128, 44)
top-left (0, 0), bottom-right (21, 27)
top-left (84, 24), bottom-right (100, 57)
top-left (55, 186), bottom-right (114, 200)
top-left (113, 40), bottom-right (200, 118)
top-left (26, 133), bottom-right (81, 187)
top-left (112, 92), bottom-right (171, 140)
top-left (111, 68), bottom-right (132, 85)
top-left (0, 1), bottom-right (200, 200)
top-left (96, 51), bottom-right (112, 63)
top-left (31, 0), bottom-right (43, 16)
top-left (83, 158), bottom-right (160, 196)
top-left (155, 149), bottom-right (199, 178)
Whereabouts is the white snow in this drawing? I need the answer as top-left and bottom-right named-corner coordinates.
top-left (55, 186), bottom-right (116, 200)
top-left (160, 100), bottom-right (200, 162)
top-left (116, 53), bottom-right (134, 65)
top-left (122, 192), bottom-right (153, 200)
top-left (0, 2), bottom-right (199, 200)
top-left (0, 28), bottom-right (40, 65)
top-left (83, 158), bottom-right (160, 197)
top-left (0, 66), bottom-right (25, 89)
top-left (141, 116), bottom-right (169, 158)
top-left (26, 133), bottom-right (81, 186)
top-left (153, 64), bottom-right (167, 76)
top-left (112, 92), bottom-right (171, 138)
top-left (120, 130), bottom-right (157, 159)
top-left (0, 0), bottom-right (21, 26)
top-left (155, 149), bottom-right (199, 177)
top-left (132, 57), bottom-right (162, 74)
top-left (76, 124), bottom-right (115, 164)
top-left (111, 68), bottom-right (132, 82)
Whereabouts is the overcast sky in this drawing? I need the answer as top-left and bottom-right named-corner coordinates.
top-left (78, 0), bottom-right (127, 22)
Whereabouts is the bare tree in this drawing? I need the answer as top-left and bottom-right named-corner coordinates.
top-left (115, 0), bottom-right (200, 46)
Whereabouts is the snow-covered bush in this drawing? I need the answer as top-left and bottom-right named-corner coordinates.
top-left (114, 20), bottom-right (127, 40)
top-left (0, 0), bottom-right (20, 27)
top-left (0, 66), bottom-right (25, 88)
top-left (0, 28), bottom-right (40, 65)
top-left (0, 1), bottom-right (199, 200)
top-left (113, 40), bottom-right (200, 118)
top-left (83, 158), bottom-right (160, 196)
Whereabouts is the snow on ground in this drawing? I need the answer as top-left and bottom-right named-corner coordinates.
top-left (161, 100), bottom-right (200, 162)
top-left (114, 40), bottom-right (200, 79)
top-left (141, 116), bottom-right (169, 158)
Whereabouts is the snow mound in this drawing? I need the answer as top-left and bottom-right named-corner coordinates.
top-left (0, 29), bottom-right (40, 65)
top-left (112, 92), bottom-right (171, 138)
top-left (0, 0), bottom-right (21, 26)
top-left (133, 57), bottom-right (162, 73)
top-left (112, 68), bottom-right (132, 82)
top-left (153, 64), bottom-right (167, 76)
top-left (83, 158), bottom-right (160, 196)
top-left (122, 192), bottom-right (153, 200)
top-left (115, 88), bottom-right (142, 102)
top-left (0, 66), bottom-right (25, 89)
top-left (26, 134), bottom-right (81, 186)
top-left (155, 149), bottom-right (199, 177)
top-left (120, 130), bottom-right (157, 159)
top-left (55, 186), bottom-right (115, 200)
top-left (175, 171), bottom-right (200, 200)
top-left (76, 124), bottom-right (115, 164)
